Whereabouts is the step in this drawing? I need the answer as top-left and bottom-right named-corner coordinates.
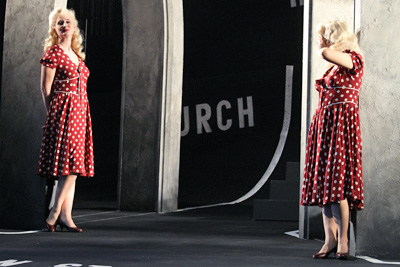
top-left (285, 162), bottom-right (300, 181)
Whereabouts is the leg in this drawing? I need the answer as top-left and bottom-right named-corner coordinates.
top-left (59, 177), bottom-right (78, 227)
top-left (45, 178), bottom-right (55, 218)
top-left (46, 174), bottom-right (78, 225)
top-left (331, 199), bottom-right (350, 254)
top-left (318, 205), bottom-right (338, 253)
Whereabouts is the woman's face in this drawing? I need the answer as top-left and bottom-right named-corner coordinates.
top-left (54, 13), bottom-right (76, 39)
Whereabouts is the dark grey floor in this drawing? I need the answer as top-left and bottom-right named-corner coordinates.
top-left (0, 205), bottom-right (389, 267)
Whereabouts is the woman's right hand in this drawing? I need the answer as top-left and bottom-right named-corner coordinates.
top-left (317, 35), bottom-right (331, 50)
top-left (40, 65), bottom-right (56, 112)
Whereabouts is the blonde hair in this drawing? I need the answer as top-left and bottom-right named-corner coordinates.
top-left (317, 20), bottom-right (361, 54)
top-left (43, 8), bottom-right (85, 60)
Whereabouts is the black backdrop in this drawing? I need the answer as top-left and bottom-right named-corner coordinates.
top-left (67, 0), bottom-right (123, 208)
top-left (179, 0), bottom-right (304, 207)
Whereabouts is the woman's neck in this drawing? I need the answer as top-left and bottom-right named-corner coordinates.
top-left (58, 38), bottom-right (73, 52)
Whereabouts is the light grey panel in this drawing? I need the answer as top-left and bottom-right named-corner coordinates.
top-left (119, 0), bottom-right (164, 211)
top-left (356, 0), bottom-right (400, 257)
top-left (157, 0), bottom-right (184, 213)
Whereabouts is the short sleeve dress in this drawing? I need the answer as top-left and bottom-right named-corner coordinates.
top-left (37, 44), bottom-right (94, 178)
top-left (301, 50), bottom-right (364, 211)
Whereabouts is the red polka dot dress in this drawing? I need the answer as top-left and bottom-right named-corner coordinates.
top-left (37, 44), bottom-right (94, 178)
top-left (301, 50), bottom-right (364, 211)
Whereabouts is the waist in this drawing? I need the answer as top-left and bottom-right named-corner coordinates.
top-left (54, 76), bottom-right (78, 83)
top-left (320, 101), bottom-right (358, 110)
top-left (325, 86), bottom-right (360, 91)
top-left (53, 90), bottom-right (86, 96)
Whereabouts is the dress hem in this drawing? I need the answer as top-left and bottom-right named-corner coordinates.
top-left (300, 201), bottom-right (364, 211)
top-left (36, 173), bottom-right (94, 179)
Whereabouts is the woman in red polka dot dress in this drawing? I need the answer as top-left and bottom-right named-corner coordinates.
top-left (37, 8), bottom-right (94, 232)
top-left (300, 21), bottom-right (364, 259)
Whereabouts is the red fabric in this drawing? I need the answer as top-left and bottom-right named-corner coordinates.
top-left (37, 44), bottom-right (94, 178)
top-left (301, 50), bottom-right (364, 210)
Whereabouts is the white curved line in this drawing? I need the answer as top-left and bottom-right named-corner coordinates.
top-left (173, 65), bottom-right (294, 212)
top-left (357, 256), bottom-right (400, 265)
top-left (0, 230), bottom-right (39, 235)
top-left (77, 212), bottom-right (156, 225)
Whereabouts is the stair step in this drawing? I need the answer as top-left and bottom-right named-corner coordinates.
top-left (285, 162), bottom-right (300, 181)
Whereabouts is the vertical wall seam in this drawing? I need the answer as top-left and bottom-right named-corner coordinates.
top-left (117, 0), bottom-right (128, 209)
top-left (299, 0), bottom-right (312, 240)
top-left (157, 0), bottom-right (169, 212)
top-left (304, 0), bottom-right (312, 240)
top-left (351, 0), bottom-right (361, 256)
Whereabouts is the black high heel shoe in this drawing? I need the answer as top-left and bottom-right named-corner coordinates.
top-left (313, 245), bottom-right (337, 259)
top-left (336, 251), bottom-right (350, 260)
top-left (57, 219), bottom-right (82, 233)
top-left (44, 221), bottom-right (56, 232)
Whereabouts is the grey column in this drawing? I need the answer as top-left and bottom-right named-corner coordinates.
top-left (0, 0), bottom-right (58, 230)
top-left (157, 0), bottom-right (184, 213)
top-left (118, 0), bottom-right (183, 212)
top-left (355, 0), bottom-right (400, 257)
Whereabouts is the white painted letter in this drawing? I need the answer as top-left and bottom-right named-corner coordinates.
top-left (0, 260), bottom-right (32, 266)
top-left (53, 264), bottom-right (82, 267)
top-left (238, 96), bottom-right (254, 128)
top-left (196, 103), bottom-right (212, 134)
top-left (216, 100), bottom-right (232, 131)
top-left (181, 106), bottom-right (189, 137)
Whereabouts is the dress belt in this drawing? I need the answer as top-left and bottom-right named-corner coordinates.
top-left (54, 90), bottom-right (86, 96)
top-left (54, 75), bottom-right (88, 83)
top-left (54, 77), bottom-right (78, 83)
top-left (321, 101), bottom-right (358, 109)
top-left (325, 86), bottom-right (359, 91)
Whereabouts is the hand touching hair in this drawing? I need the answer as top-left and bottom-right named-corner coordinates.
top-left (317, 20), bottom-right (361, 54)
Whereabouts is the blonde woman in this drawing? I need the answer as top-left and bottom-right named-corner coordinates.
top-left (37, 8), bottom-right (94, 232)
top-left (301, 20), bottom-right (364, 259)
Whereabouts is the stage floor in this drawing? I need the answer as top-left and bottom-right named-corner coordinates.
top-left (0, 205), bottom-right (379, 266)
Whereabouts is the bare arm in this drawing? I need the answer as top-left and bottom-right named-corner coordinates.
top-left (40, 65), bottom-right (56, 112)
top-left (317, 35), bottom-right (354, 69)
top-left (319, 48), bottom-right (354, 69)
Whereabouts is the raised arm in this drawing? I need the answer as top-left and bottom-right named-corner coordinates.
top-left (40, 65), bottom-right (56, 112)
top-left (317, 35), bottom-right (354, 69)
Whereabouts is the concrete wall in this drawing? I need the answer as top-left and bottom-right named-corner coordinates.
top-left (301, 0), bottom-right (400, 258)
top-left (0, 0), bottom-right (54, 229)
top-left (355, 0), bottom-right (400, 258)
top-left (118, 0), bottom-right (164, 211)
